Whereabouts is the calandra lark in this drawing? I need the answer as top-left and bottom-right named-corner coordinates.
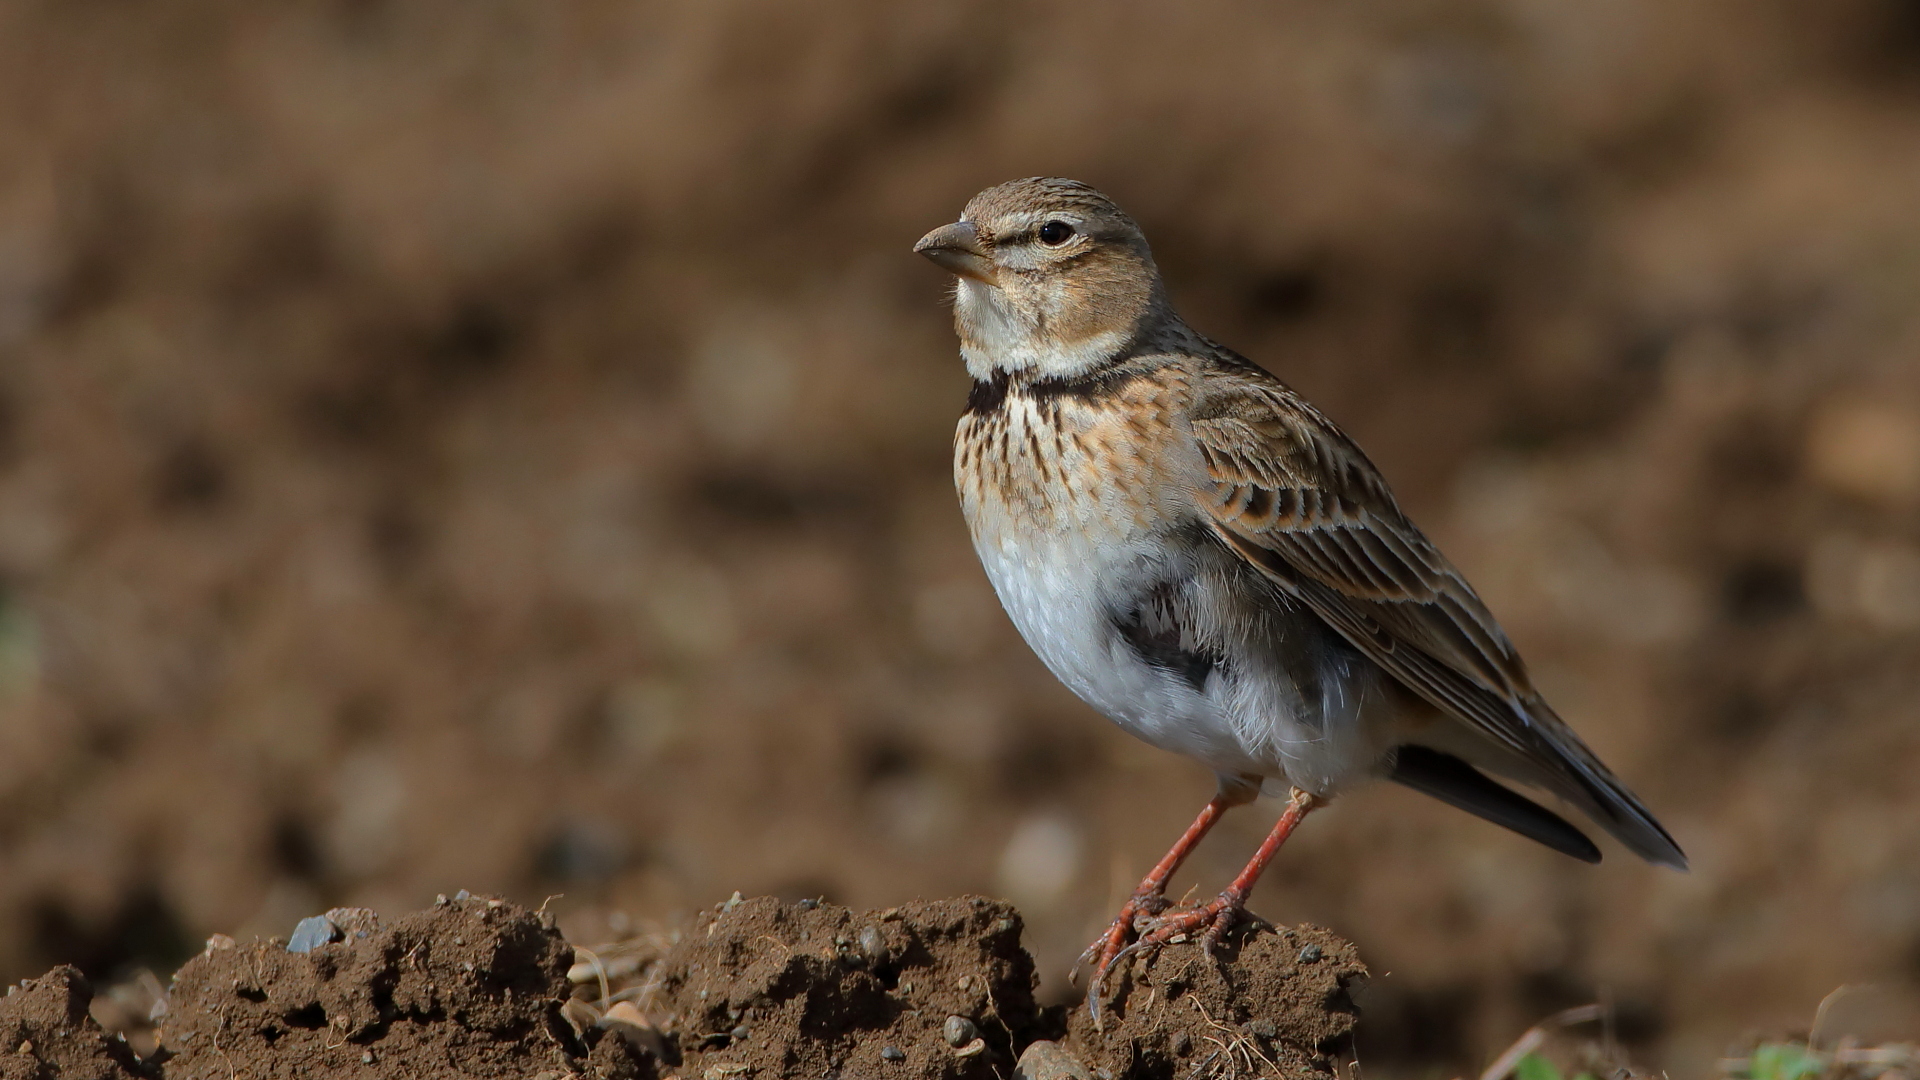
top-left (914, 177), bottom-right (1685, 1007)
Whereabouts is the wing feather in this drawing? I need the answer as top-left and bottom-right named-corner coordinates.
top-left (1188, 368), bottom-right (1686, 868)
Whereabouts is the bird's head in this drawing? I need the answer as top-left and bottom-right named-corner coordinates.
top-left (914, 177), bottom-right (1167, 381)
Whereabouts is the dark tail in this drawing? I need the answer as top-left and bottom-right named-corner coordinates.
top-left (1520, 698), bottom-right (1690, 870)
top-left (1389, 745), bottom-right (1602, 864)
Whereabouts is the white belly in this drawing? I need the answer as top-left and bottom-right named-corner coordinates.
top-left (953, 392), bottom-right (1394, 794)
top-left (971, 519), bottom-right (1387, 792)
top-left (979, 528), bottom-right (1229, 754)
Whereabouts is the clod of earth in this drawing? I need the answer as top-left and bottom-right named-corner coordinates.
top-left (1069, 921), bottom-right (1364, 1080)
top-left (0, 966), bottom-right (154, 1079)
top-left (656, 895), bottom-right (1048, 1079)
top-left (162, 894), bottom-right (584, 1080)
top-left (0, 895), bottom-right (1365, 1079)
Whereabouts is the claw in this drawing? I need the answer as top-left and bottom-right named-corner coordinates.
top-left (1076, 888), bottom-right (1167, 1005)
top-left (1080, 788), bottom-right (1324, 1025)
top-left (1086, 891), bottom-right (1246, 1023)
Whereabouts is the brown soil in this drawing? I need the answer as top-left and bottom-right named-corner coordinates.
top-left (159, 895), bottom-right (580, 1080)
top-left (1069, 925), bottom-right (1364, 1080)
top-left (656, 895), bottom-right (1047, 1080)
top-left (2, 3), bottom-right (1919, 1077)
top-left (0, 967), bottom-right (152, 1080)
top-left (0, 895), bottom-right (1362, 1080)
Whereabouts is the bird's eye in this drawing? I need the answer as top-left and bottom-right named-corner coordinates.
top-left (1037, 220), bottom-right (1076, 246)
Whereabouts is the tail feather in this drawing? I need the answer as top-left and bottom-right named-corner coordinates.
top-left (1555, 758), bottom-right (1689, 869)
top-left (1519, 698), bottom-right (1690, 870)
top-left (1389, 745), bottom-right (1601, 864)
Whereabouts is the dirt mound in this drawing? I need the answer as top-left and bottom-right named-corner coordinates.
top-left (160, 894), bottom-right (582, 1079)
top-left (1068, 925), bottom-right (1365, 1080)
top-left (0, 967), bottom-right (152, 1080)
top-left (657, 895), bottom-right (1049, 1079)
top-left (0, 895), bottom-right (1364, 1079)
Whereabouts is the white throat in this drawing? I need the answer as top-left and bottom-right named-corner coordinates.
top-left (955, 278), bottom-right (1129, 382)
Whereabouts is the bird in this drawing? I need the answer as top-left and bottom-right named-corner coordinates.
top-left (912, 177), bottom-right (1686, 1010)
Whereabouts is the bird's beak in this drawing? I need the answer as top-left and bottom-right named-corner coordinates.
top-left (913, 221), bottom-right (998, 286)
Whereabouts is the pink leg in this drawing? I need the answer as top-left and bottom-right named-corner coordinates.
top-left (1089, 788), bottom-right (1324, 1017)
top-left (1079, 791), bottom-right (1239, 984)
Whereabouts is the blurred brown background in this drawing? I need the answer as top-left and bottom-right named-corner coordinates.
top-left (1, 1), bottom-right (1918, 1074)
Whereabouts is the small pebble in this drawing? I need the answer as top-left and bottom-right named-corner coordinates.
top-left (970, 897), bottom-right (988, 908)
top-left (797, 897), bottom-right (819, 911)
top-left (730, 1025), bottom-right (750, 1042)
top-left (286, 915), bottom-right (341, 954)
top-left (1297, 943), bottom-right (1323, 963)
top-left (360, 1051), bottom-right (375, 1065)
top-left (1171, 1032), bottom-right (1192, 1055)
top-left (454, 889), bottom-right (472, 901)
top-left (992, 918), bottom-right (1014, 934)
top-left (880, 1045), bottom-right (906, 1062)
top-left (942, 1016), bottom-right (977, 1047)
top-left (1247, 1019), bottom-right (1278, 1039)
top-left (858, 926), bottom-right (888, 963)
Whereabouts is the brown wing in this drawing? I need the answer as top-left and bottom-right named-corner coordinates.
top-left (1187, 367), bottom-right (1686, 867)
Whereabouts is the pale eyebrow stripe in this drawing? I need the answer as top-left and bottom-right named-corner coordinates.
top-left (994, 211), bottom-right (1091, 245)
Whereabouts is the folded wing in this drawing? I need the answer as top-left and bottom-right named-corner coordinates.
top-left (1188, 366), bottom-right (1686, 869)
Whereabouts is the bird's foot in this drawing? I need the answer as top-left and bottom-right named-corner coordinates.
top-left (1129, 889), bottom-right (1246, 960)
top-left (1075, 889), bottom-right (1170, 989)
top-left (1084, 889), bottom-right (1247, 1023)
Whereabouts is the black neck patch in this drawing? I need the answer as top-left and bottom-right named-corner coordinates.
top-left (965, 370), bottom-right (1012, 415)
top-left (964, 365), bottom-right (1141, 416)
top-left (1026, 368), bottom-right (1135, 403)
